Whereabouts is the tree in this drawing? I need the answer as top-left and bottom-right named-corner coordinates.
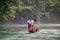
top-left (0, 0), bottom-right (60, 24)
top-left (0, 0), bottom-right (33, 23)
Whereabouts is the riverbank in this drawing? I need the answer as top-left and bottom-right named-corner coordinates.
top-left (0, 24), bottom-right (60, 27)
top-left (0, 24), bottom-right (60, 29)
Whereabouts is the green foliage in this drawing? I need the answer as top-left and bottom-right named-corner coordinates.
top-left (0, 0), bottom-right (33, 22)
top-left (35, 0), bottom-right (60, 19)
top-left (0, 0), bottom-right (60, 23)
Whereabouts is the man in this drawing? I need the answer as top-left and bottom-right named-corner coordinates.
top-left (27, 19), bottom-right (35, 33)
top-left (27, 19), bottom-right (39, 33)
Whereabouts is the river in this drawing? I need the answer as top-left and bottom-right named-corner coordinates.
top-left (0, 27), bottom-right (60, 40)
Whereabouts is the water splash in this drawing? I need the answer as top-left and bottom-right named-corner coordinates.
top-left (0, 29), bottom-right (60, 40)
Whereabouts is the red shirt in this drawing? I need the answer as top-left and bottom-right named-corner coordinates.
top-left (27, 20), bottom-right (34, 31)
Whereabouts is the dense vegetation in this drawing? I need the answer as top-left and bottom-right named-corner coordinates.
top-left (0, 0), bottom-right (60, 23)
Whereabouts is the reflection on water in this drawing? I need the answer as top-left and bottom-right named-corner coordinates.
top-left (0, 29), bottom-right (60, 40)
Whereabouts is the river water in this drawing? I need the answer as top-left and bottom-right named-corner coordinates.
top-left (0, 27), bottom-right (60, 40)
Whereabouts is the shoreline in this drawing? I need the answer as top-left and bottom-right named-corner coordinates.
top-left (0, 24), bottom-right (60, 27)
